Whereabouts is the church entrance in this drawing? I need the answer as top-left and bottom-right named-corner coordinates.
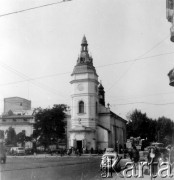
top-left (76, 140), bottom-right (82, 153)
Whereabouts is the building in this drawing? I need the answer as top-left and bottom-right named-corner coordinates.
top-left (0, 97), bottom-right (34, 137)
top-left (67, 36), bottom-right (127, 151)
top-left (166, 0), bottom-right (174, 42)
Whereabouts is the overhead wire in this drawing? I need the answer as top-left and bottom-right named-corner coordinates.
top-left (106, 34), bottom-right (170, 92)
top-left (0, 0), bottom-right (72, 18)
top-left (110, 102), bottom-right (174, 106)
top-left (0, 61), bottom-right (68, 99)
top-left (0, 51), bottom-right (174, 87)
top-left (0, 2), bottom-right (172, 105)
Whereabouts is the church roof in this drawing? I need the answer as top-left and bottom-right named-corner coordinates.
top-left (110, 111), bottom-right (127, 123)
top-left (71, 36), bottom-right (98, 76)
top-left (72, 64), bottom-right (98, 76)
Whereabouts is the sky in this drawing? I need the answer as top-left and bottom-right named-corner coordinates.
top-left (0, 0), bottom-right (174, 120)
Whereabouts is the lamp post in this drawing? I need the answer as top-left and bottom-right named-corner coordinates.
top-left (168, 68), bottom-right (174, 145)
top-left (166, 0), bottom-right (174, 42)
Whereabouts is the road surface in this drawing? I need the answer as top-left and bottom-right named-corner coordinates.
top-left (0, 155), bottom-right (173, 180)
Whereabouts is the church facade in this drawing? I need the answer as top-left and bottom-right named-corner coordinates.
top-left (67, 36), bottom-right (127, 151)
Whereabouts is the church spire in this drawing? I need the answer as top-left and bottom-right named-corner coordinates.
top-left (71, 36), bottom-right (98, 76)
top-left (81, 35), bottom-right (88, 52)
top-left (76, 35), bottom-right (93, 65)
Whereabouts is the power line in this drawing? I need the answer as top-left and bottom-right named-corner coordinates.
top-left (0, 0), bottom-right (72, 18)
top-left (106, 35), bottom-right (170, 91)
top-left (110, 102), bottom-right (174, 106)
top-left (0, 51), bottom-right (174, 87)
top-left (108, 91), bottom-right (174, 102)
top-left (98, 51), bottom-right (174, 68)
top-left (0, 61), bottom-right (68, 98)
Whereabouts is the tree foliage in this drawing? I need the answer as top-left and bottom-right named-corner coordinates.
top-left (33, 104), bottom-right (67, 148)
top-left (5, 127), bottom-right (17, 146)
top-left (16, 131), bottom-right (26, 147)
top-left (0, 130), bottom-right (4, 139)
top-left (127, 109), bottom-right (174, 145)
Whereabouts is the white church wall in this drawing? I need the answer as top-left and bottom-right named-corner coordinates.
top-left (98, 114), bottom-right (111, 131)
top-left (97, 126), bottom-right (108, 150)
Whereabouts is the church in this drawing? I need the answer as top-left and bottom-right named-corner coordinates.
top-left (66, 36), bottom-right (127, 152)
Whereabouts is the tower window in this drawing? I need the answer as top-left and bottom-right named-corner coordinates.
top-left (79, 101), bottom-right (84, 113)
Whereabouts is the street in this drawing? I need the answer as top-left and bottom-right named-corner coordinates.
top-left (0, 156), bottom-right (174, 180)
top-left (0, 155), bottom-right (102, 180)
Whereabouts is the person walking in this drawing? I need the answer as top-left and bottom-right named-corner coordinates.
top-left (170, 146), bottom-right (174, 169)
top-left (131, 145), bottom-right (140, 175)
top-left (147, 147), bottom-right (160, 180)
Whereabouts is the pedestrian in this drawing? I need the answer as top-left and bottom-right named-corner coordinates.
top-left (147, 147), bottom-right (160, 178)
top-left (131, 145), bottom-right (139, 175)
top-left (170, 146), bottom-right (174, 169)
top-left (83, 147), bottom-right (85, 154)
top-left (90, 147), bottom-right (93, 154)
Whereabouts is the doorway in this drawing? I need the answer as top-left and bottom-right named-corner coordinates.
top-left (76, 140), bottom-right (82, 153)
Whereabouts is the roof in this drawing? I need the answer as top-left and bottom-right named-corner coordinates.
top-left (110, 111), bottom-right (127, 123)
top-left (0, 115), bottom-right (34, 119)
top-left (4, 97), bottom-right (31, 102)
top-left (71, 64), bottom-right (98, 76)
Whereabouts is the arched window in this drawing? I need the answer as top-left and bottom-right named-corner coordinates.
top-left (79, 101), bottom-right (84, 113)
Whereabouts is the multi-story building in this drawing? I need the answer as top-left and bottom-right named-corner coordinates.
top-left (0, 97), bottom-right (34, 137)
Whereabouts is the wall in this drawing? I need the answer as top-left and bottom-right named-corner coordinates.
top-left (4, 97), bottom-right (31, 114)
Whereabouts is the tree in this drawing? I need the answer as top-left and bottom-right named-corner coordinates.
top-left (0, 130), bottom-right (4, 139)
top-left (127, 109), bottom-right (174, 146)
top-left (156, 116), bottom-right (174, 145)
top-left (5, 127), bottom-right (17, 146)
top-left (126, 109), bottom-right (157, 143)
top-left (16, 131), bottom-right (26, 147)
top-left (33, 104), bottom-right (67, 149)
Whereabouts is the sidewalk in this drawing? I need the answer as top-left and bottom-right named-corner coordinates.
top-left (7, 153), bottom-right (102, 158)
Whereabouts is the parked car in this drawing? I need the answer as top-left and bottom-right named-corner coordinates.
top-left (151, 142), bottom-right (168, 156)
top-left (100, 148), bottom-right (128, 174)
top-left (25, 148), bottom-right (34, 155)
top-left (0, 143), bottom-right (6, 164)
top-left (10, 147), bottom-right (25, 155)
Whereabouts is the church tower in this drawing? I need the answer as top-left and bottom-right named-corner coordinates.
top-left (69, 36), bottom-right (99, 151)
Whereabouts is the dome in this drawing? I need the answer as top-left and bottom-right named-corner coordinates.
top-left (98, 83), bottom-right (104, 90)
top-left (71, 64), bottom-right (97, 76)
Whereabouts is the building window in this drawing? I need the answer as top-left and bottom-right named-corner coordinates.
top-left (20, 103), bottom-right (22, 106)
top-left (96, 102), bottom-right (98, 114)
top-left (79, 101), bottom-right (84, 113)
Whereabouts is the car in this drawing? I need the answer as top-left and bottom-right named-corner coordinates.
top-left (0, 143), bottom-right (6, 164)
top-left (10, 147), bottom-right (25, 155)
top-left (100, 149), bottom-right (128, 174)
top-left (25, 148), bottom-right (34, 155)
top-left (151, 142), bottom-right (168, 155)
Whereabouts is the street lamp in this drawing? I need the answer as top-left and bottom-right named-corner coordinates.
top-left (168, 68), bottom-right (174, 145)
top-left (166, 0), bottom-right (174, 42)
top-left (168, 68), bottom-right (174, 86)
